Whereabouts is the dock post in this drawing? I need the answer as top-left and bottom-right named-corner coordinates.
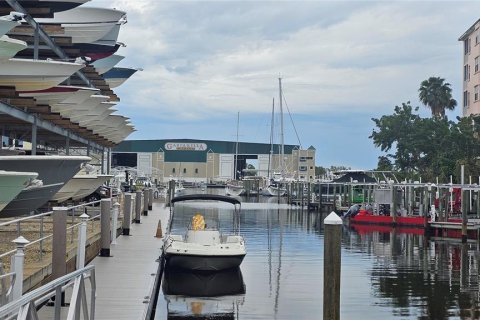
top-left (148, 188), bottom-right (153, 210)
top-left (122, 193), bottom-right (132, 235)
top-left (112, 202), bottom-right (120, 244)
top-left (318, 183), bottom-right (322, 212)
top-left (390, 184), bottom-right (396, 224)
top-left (143, 188), bottom-right (149, 216)
top-left (135, 191), bottom-right (142, 223)
top-left (100, 198), bottom-right (112, 257)
top-left (77, 213), bottom-right (89, 268)
top-left (52, 207), bottom-right (67, 280)
top-left (323, 212), bottom-right (342, 320)
top-left (11, 236), bottom-right (29, 300)
top-left (332, 185), bottom-right (337, 212)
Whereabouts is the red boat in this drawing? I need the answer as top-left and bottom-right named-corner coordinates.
top-left (348, 209), bottom-right (427, 228)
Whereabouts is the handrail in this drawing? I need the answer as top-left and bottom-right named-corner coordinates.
top-left (0, 265), bottom-right (95, 317)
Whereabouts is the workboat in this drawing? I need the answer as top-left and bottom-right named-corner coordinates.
top-left (0, 170), bottom-right (37, 212)
top-left (0, 58), bottom-right (83, 91)
top-left (163, 194), bottom-right (246, 271)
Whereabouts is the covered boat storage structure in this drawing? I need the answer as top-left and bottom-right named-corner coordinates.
top-left (112, 139), bottom-right (316, 183)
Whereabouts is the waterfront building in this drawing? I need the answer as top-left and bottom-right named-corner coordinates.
top-left (112, 139), bottom-right (316, 183)
top-left (460, 19), bottom-right (480, 116)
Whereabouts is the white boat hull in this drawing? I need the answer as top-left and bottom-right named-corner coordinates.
top-left (0, 16), bottom-right (20, 37)
top-left (0, 58), bottom-right (83, 91)
top-left (0, 170), bottom-right (37, 212)
top-left (62, 22), bottom-right (118, 44)
top-left (92, 54), bottom-right (124, 74)
top-left (52, 174), bottom-right (112, 202)
top-left (0, 36), bottom-right (27, 60)
top-left (225, 184), bottom-right (245, 196)
top-left (264, 184), bottom-right (287, 197)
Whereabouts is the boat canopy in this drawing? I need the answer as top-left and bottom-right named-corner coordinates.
top-left (171, 194), bottom-right (241, 206)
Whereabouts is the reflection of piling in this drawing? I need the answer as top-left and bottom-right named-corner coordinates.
top-left (323, 212), bottom-right (342, 320)
top-left (461, 165), bottom-right (467, 243)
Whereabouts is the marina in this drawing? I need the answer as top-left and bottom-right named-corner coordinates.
top-left (0, 0), bottom-right (479, 319)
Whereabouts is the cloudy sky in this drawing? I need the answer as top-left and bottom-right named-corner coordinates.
top-left (92, 0), bottom-right (479, 169)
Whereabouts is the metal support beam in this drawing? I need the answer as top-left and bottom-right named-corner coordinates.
top-left (33, 23), bottom-right (39, 60)
top-left (31, 116), bottom-right (37, 155)
top-left (0, 100), bottom-right (104, 150)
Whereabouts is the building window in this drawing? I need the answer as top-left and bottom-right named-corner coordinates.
top-left (310, 176), bottom-right (313, 180)
top-left (465, 38), bottom-right (471, 55)
top-left (475, 86), bottom-right (479, 102)
top-left (464, 64), bottom-right (470, 81)
top-left (476, 33), bottom-right (480, 45)
top-left (310, 166), bottom-right (314, 170)
top-left (195, 168), bottom-right (198, 174)
top-left (300, 176), bottom-right (305, 179)
top-left (299, 156), bottom-right (306, 162)
top-left (299, 166), bottom-right (307, 171)
top-left (183, 168), bottom-right (187, 174)
top-left (172, 168), bottom-right (176, 174)
top-left (464, 90), bottom-right (470, 108)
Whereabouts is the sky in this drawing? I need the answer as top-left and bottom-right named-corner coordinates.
top-left (91, 0), bottom-right (479, 169)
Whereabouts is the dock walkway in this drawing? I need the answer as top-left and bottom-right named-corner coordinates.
top-left (38, 199), bottom-right (169, 320)
top-left (91, 200), bottom-right (168, 319)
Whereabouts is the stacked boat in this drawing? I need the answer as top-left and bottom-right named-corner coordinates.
top-left (0, 0), bottom-right (140, 216)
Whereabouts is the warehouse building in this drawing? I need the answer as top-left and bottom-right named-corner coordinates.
top-left (112, 139), bottom-right (316, 183)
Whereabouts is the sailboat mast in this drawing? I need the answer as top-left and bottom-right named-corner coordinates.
top-left (235, 111), bottom-right (239, 180)
top-left (279, 77), bottom-right (285, 176)
top-left (267, 98), bottom-right (274, 179)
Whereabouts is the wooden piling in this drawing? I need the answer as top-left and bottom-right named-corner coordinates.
top-left (461, 165), bottom-right (467, 243)
top-left (323, 212), bottom-right (342, 320)
top-left (135, 191), bottom-right (142, 223)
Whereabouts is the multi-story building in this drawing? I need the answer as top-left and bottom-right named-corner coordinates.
top-left (459, 19), bottom-right (480, 116)
top-left (112, 139), bottom-right (316, 183)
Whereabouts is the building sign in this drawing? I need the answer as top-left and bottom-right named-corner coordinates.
top-left (165, 142), bottom-right (207, 151)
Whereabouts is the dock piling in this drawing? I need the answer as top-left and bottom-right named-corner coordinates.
top-left (148, 188), bottom-right (153, 210)
top-left (100, 198), bottom-right (112, 257)
top-left (135, 191), bottom-right (142, 223)
top-left (11, 236), bottom-right (29, 300)
top-left (143, 188), bottom-right (149, 216)
top-left (323, 212), bottom-right (342, 320)
top-left (77, 213), bottom-right (89, 268)
top-left (52, 207), bottom-right (67, 280)
top-left (122, 193), bottom-right (132, 235)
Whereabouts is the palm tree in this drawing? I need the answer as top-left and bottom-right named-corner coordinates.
top-left (418, 77), bottom-right (457, 118)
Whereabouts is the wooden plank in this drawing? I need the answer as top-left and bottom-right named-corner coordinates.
top-left (0, 98), bottom-right (36, 108)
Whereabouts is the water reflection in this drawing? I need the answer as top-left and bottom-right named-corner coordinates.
top-left (346, 226), bottom-right (480, 319)
top-left (156, 194), bottom-right (480, 319)
top-left (162, 268), bottom-right (245, 319)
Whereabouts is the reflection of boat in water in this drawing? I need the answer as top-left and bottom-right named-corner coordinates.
top-left (162, 267), bottom-right (245, 297)
top-left (163, 194), bottom-right (246, 271)
top-left (163, 267), bottom-right (245, 319)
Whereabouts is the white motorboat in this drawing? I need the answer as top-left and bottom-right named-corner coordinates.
top-left (102, 67), bottom-right (139, 88)
top-left (36, 7), bottom-right (126, 44)
top-left (163, 194), bottom-right (246, 271)
top-left (0, 170), bottom-right (37, 212)
top-left (225, 181), bottom-right (245, 196)
top-left (52, 173), bottom-right (113, 203)
top-left (92, 54), bottom-right (124, 74)
top-left (174, 180), bottom-right (186, 196)
top-left (0, 12), bottom-right (22, 37)
top-left (0, 35), bottom-right (27, 59)
top-left (19, 85), bottom-right (99, 106)
top-left (0, 58), bottom-right (83, 91)
top-left (0, 155), bottom-right (90, 217)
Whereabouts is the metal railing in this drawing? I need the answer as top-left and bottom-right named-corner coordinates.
top-left (0, 265), bottom-right (96, 320)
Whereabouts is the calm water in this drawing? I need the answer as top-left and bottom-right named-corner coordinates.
top-left (155, 195), bottom-right (480, 319)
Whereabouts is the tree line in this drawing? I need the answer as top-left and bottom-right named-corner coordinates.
top-left (370, 77), bottom-right (480, 183)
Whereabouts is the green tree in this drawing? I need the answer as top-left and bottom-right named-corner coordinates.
top-left (418, 77), bottom-right (457, 118)
top-left (376, 156), bottom-right (393, 171)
